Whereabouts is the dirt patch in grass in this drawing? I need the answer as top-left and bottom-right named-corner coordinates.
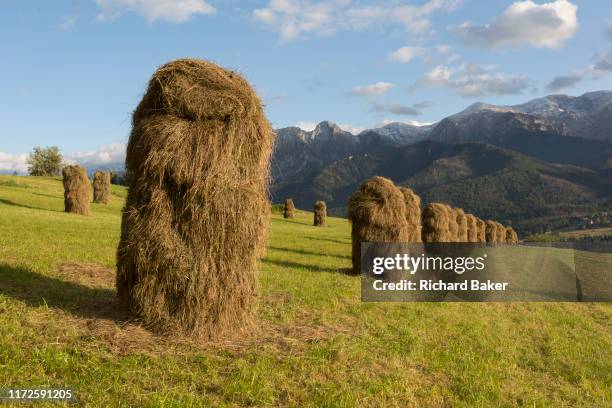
top-left (57, 262), bottom-right (116, 289)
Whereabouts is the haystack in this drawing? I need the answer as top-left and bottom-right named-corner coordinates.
top-left (485, 220), bottom-right (498, 244)
top-left (283, 198), bottom-right (295, 219)
top-left (506, 226), bottom-right (519, 244)
top-left (476, 218), bottom-right (487, 243)
top-left (313, 200), bottom-right (327, 226)
top-left (466, 214), bottom-right (478, 243)
top-left (92, 171), bottom-right (111, 204)
top-left (421, 203), bottom-right (451, 243)
top-left (445, 205), bottom-right (459, 242)
top-left (116, 59), bottom-right (274, 339)
top-left (348, 176), bottom-right (409, 274)
top-left (398, 186), bottom-right (422, 242)
top-left (62, 165), bottom-right (90, 216)
top-left (455, 208), bottom-right (468, 242)
top-left (495, 222), bottom-right (507, 244)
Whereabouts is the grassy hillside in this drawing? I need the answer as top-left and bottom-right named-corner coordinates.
top-left (0, 175), bottom-right (611, 407)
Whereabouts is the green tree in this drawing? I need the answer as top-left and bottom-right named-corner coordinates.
top-left (27, 146), bottom-right (64, 176)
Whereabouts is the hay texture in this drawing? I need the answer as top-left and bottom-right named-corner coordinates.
top-left (455, 208), bottom-right (468, 242)
top-left (92, 171), bottom-right (111, 204)
top-left (476, 218), bottom-right (487, 243)
top-left (116, 59), bottom-right (274, 339)
top-left (62, 165), bottom-right (90, 216)
top-left (466, 214), bottom-right (478, 243)
top-left (485, 220), bottom-right (499, 244)
top-left (348, 176), bottom-right (409, 274)
top-left (444, 205), bottom-right (459, 242)
top-left (398, 186), bottom-right (422, 242)
top-left (313, 200), bottom-right (327, 226)
top-left (506, 226), bottom-right (519, 244)
top-left (495, 222), bottom-right (507, 244)
top-left (421, 203), bottom-right (452, 243)
top-left (283, 198), bottom-right (295, 219)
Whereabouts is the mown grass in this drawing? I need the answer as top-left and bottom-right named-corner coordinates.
top-left (0, 175), bottom-right (611, 407)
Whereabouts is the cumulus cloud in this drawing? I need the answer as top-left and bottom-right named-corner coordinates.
top-left (0, 152), bottom-right (28, 174)
top-left (96, 0), bottom-right (215, 23)
top-left (253, 0), bottom-right (462, 42)
top-left (66, 143), bottom-right (126, 169)
top-left (420, 63), bottom-right (531, 97)
top-left (388, 44), bottom-right (458, 64)
top-left (388, 46), bottom-right (427, 63)
top-left (351, 81), bottom-right (394, 97)
top-left (371, 101), bottom-right (430, 116)
top-left (545, 51), bottom-right (612, 91)
top-left (455, 0), bottom-right (578, 49)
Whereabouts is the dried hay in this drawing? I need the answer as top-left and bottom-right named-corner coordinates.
top-left (284, 198), bottom-right (295, 219)
top-left (62, 165), bottom-right (91, 215)
top-left (92, 171), bottom-right (111, 204)
top-left (421, 203), bottom-right (451, 243)
top-left (465, 214), bottom-right (478, 243)
top-left (398, 186), bottom-right (422, 242)
top-left (348, 176), bottom-right (409, 274)
top-left (313, 200), bottom-right (327, 226)
top-left (116, 59), bottom-right (274, 340)
top-left (455, 208), bottom-right (468, 242)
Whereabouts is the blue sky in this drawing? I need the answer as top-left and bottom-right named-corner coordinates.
top-left (1, 0), bottom-right (612, 173)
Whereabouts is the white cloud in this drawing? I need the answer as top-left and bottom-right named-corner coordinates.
top-left (253, 0), bottom-right (462, 42)
top-left (66, 143), bottom-right (126, 169)
top-left (388, 46), bottom-right (427, 63)
top-left (96, 0), bottom-right (215, 23)
top-left (296, 121), bottom-right (317, 131)
top-left (58, 15), bottom-right (78, 30)
top-left (455, 0), bottom-right (578, 49)
top-left (388, 44), bottom-right (457, 64)
top-left (338, 124), bottom-right (365, 134)
top-left (0, 152), bottom-right (28, 174)
top-left (421, 63), bottom-right (531, 97)
top-left (351, 81), bottom-right (394, 97)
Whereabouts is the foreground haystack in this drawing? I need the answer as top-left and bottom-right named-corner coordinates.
top-left (62, 165), bottom-right (90, 216)
top-left (398, 186), bottom-right (422, 242)
top-left (506, 226), bottom-right (519, 244)
top-left (455, 208), bottom-right (468, 242)
top-left (92, 171), bottom-right (111, 204)
top-left (116, 59), bottom-right (274, 339)
top-left (313, 200), bottom-right (327, 226)
top-left (421, 203), bottom-right (451, 243)
top-left (466, 214), bottom-right (478, 242)
top-left (284, 198), bottom-right (295, 219)
top-left (348, 176), bottom-right (409, 274)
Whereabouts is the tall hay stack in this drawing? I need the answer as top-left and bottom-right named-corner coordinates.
top-left (92, 171), bottom-right (111, 204)
top-left (421, 203), bottom-right (451, 243)
top-left (62, 165), bottom-right (91, 216)
top-left (455, 208), bottom-right (468, 242)
top-left (485, 220), bottom-right (498, 244)
top-left (466, 214), bottom-right (478, 242)
top-left (283, 198), bottom-right (295, 219)
top-left (445, 205), bottom-right (459, 242)
top-left (476, 218), bottom-right (487, 243)
top-left (116, 59), bottom-right (274, 339)
top-left (505, 226), bottom-right (519, 244)
top-left (398, 186), bottom-right (422, 242)
top-left (348, 176), bottom-right (409, 274)
top-left (313, 200), bottom-right (327, 226)
top-left (495, 222), bottom-right (507, 244)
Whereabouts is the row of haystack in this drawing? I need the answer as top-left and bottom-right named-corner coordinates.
top-left (422, 202), bottom-right (518, 245)
top-left (347, 176), bottom-right (519, 274)
top-left (62, 166), bottom-right (111, 215)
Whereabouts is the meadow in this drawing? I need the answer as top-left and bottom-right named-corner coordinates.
top-left (0, 175), bottom-right (610, 407)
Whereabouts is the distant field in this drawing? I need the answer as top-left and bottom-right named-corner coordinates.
top-left (0, 175), bottom-right (611, 407)
top-left (560, 227), bottom-right (612, 239)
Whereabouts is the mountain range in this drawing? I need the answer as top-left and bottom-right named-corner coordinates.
top-left (271, 91), bottom-right (612, 235)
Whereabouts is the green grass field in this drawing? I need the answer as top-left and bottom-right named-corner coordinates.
top-left (0, 175), bottom-right (611, 407)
